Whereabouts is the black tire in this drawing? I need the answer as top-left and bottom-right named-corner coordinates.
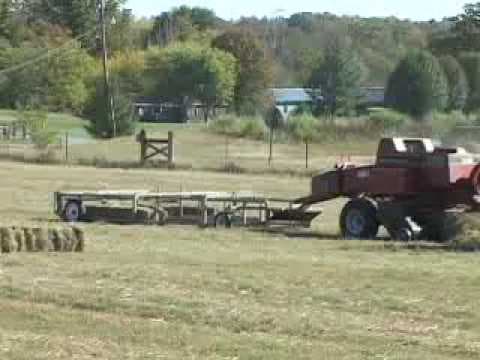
top-left (394, 227), bottom-right (414, 242)
top-left (214, 212), bottom-right (232, 228)
top-left (340, 199), bottom-right (379, 239)
top-left (63, 201), bottom-right (82, 222)
top-left (419, 212), bottom-right (464, 243)
top-left (154, 209), bottom-right (168, 226)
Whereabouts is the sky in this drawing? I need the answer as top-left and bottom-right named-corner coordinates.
top-left (126, 0), bottom-right (468, 21)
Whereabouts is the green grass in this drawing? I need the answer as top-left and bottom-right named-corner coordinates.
top-left (0, 161), bottom-right (479, 359)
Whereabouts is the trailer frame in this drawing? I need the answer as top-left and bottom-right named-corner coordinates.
top-left (54, 190), bottom-right (321, 228)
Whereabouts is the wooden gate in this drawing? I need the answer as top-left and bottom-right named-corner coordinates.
top-left (137, 129), bottom-right (174, 165)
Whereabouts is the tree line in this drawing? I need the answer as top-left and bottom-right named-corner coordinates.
top-left (0, 1), bottom-right (479, 137)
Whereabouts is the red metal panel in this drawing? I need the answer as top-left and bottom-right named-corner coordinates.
top-left (450, 164), bottom-right (476, 185)
top-left (341, 167), bottom-right (418, 195)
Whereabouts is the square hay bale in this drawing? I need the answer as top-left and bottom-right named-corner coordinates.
top-left (48, 228), bottom-right (65, 252)
top-left (62, 227), bottom-right (75, 252)
top-left (32, 228), bottom-right (50, 252)
top-left (13, 228), bottom-right (25, 252)
top-left (0, 227), bottom-right (16, 253)
top-left (72, 226), bottom-right (85, 252)
top-left (450, 214), bottom-right (480, 252)
top-left (23, 228), bottom-right (35, 252)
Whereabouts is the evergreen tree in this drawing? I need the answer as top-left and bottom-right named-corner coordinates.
top-left (458, 52), bottom-right (480, 113)
top-left (386, 50), bottom-right (448, 120)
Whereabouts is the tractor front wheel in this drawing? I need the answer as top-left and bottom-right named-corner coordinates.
top-left (340, 199), bottom-right (379, 239)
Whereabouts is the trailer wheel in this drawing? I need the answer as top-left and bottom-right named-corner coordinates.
top-left (155, 209), bottom-right (168, 226)
top-left (340, 199), bottom-right (379, 239)
top-left (214, 212), bottom-right (232, 228)
top-left (63, 201), bottom-right (82, 222)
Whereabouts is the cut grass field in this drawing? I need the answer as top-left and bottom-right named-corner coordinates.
top-left (0, 161), bottom-right (480, 359)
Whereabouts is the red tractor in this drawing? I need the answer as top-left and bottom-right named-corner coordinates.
top-left (297, 138), bottom-right (480, 241)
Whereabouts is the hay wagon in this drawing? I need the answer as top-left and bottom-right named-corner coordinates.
top-left (53, 191), bottom-right (321, 228)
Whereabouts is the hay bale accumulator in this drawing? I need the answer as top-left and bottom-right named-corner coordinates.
top-left (52, 137), bottom-right (479, 243)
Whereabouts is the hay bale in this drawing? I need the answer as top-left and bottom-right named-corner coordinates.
top-left (62, 227), bottom-right (75, 252)
top-left (449, 214), bottom-right (480, 252)
top-left (421, 212), bottom-right (480, 251)
top-left (0, 227), bottom-right (16, 253)
top-left (48, 228), bottom-right (64, 252)
top-left (32, 228), bottom-right (50, 252)
top-left (13, 228), bottom-right (25, 252)
top-left (23, 228), bottom-right (35, 252)
top-left (72, 226), bottom-right (85, 252)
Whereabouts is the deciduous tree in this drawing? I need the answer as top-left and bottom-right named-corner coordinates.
top-left (308, 36), bottom-right (366, 115)
top-left (212, 28), bottom-right (273, 115)
top-left (439, 55), bottom-right (469, 111)
top-left (458, 52), bottom-right (480, 112)
top-left (146, 43), bottom-right (237, 123)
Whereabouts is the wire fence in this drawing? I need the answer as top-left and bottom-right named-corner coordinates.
top-left (0, 126), bottom-right (478, 175)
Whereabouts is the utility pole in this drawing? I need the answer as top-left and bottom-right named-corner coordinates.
top-left (97, 0), bottom-right (116, 137)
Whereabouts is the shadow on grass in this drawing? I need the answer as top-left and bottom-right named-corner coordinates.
top-left (250, 226), bottom-right (458, 252)
top-left (250, 226), bottom-right (342, 241)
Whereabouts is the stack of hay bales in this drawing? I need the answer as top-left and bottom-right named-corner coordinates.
top-left (0, 226), bottom-right (85, 254)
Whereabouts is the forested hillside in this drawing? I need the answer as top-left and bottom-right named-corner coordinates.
top-left (146, 9), bottom-right (437, 86)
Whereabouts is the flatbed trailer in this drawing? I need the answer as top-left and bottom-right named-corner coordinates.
top-left (54, 190), bottom-right (321, 228)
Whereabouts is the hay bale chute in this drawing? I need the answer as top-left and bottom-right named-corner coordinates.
top-left (1, 226), bottom-right (86, 254)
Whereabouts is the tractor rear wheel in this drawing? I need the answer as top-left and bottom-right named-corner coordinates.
top-left (340, 199), bottom-right (379, 239)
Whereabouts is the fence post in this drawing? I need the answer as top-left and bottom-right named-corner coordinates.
top-left (305, 141), bottom-right (309, 169)
top-left (137, 129), bottom-right (146, 164)
top-left (224, 135), bottom-right (229, 168)
top-left (65, 132), bottom-right (69, 163)
top-left (268, 125), bottom-right (274, 167)
top-left (168, 131), bottom-right (174, 165)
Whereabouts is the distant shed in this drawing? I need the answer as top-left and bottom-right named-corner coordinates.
top-left (271, 88), bottom-right (321, 123)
